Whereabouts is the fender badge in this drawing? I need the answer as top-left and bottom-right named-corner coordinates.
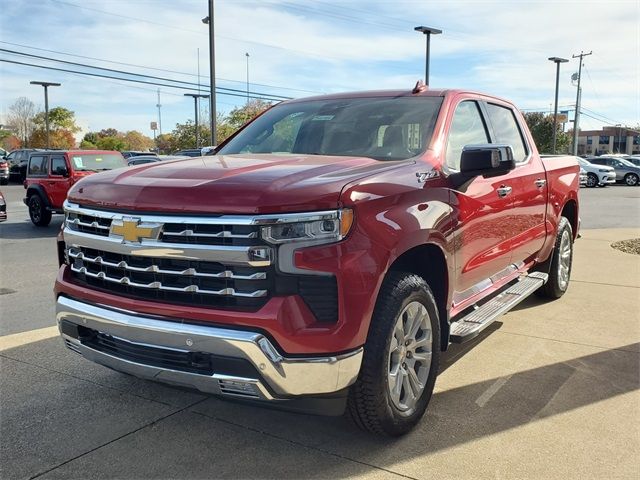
top-left (416, 171), bottom-right (439, 183)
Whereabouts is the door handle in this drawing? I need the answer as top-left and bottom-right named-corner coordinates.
top-left (496, 185), bottom-right (512, 198)
top-left (535, 178), bottom-right (547, 188)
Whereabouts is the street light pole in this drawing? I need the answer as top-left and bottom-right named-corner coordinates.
top-left (184, 93), bottom-right (210, 148)
top-left (414, 26), bottom-right (442, 86)
top-left (202, 1), bottom-right (216, 145)
top-left (245, 52), bottom-right (250, 104)
top-left (548, 57), bottom-right (568, 154)
top-left (30, 81), bottom-right (61, 149)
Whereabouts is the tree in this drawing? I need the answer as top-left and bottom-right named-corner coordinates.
top-left (79, 140), bottom-right (97, 149)
top-left (29, 128), bottom-right (75, 149)
top-left (6, 97), bottom-right (36, 146)
top-left (83, 132), bottom-right (99, 145)
top-left (33, 107), bottom-right (80, 133)
top-left (0, 130), bottom-right (21, 151)
top-left (155, 133), bottom-right (175, 154)
top-left (96, 136), bottom-right (126, 151)
top-left (123, 130), bottom-right (154, 151)
top-left (523, 112), bottom-right (571, 154)
top-left (30, 107), bottom-right (80, 148)
top-left (226, 99), bottom-right (272, 130)
top-left (170, 120), bottom-right (211, 150)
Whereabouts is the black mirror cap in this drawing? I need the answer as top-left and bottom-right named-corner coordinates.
top-left (460, 144), bottom-right (516, 178)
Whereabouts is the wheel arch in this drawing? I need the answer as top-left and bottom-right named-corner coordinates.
top-left (385, 242), bottom-right (451, 351)
top-left (560, 199), bottom-right (578, 240)
top-left (26, 184), bottom-right (52, 208)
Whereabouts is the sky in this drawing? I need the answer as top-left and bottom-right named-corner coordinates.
top-left (1, 0), bottom-right (638, 141)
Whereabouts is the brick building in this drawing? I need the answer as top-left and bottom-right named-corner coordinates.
top-left (577, 126), bottom-right (640, 156)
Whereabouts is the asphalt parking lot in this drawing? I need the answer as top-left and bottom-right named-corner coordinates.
top-left (1, 183), bottom-right (639, 479)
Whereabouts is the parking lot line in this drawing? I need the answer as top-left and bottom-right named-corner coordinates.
top-left (0, 325), bottom-right (58, 352)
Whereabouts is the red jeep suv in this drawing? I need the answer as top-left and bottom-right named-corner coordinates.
top-left (24, 150), bottom-right (126, 226)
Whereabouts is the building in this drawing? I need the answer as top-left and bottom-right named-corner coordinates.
top-left (577, 126), bottom-right (640, 156)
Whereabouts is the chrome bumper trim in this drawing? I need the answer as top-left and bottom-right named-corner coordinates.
top-left (56, 296), bottom-right (363, 398)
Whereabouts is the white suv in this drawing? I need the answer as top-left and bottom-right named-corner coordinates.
top-left (577, 157), bottom-right (616, 188)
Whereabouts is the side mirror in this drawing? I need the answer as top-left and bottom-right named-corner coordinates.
top-left (54, 167), bottom-right (69, 177)
top-left (460, 144), bottom-right (516, 178)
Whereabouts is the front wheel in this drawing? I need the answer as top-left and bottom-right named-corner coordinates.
top-left (586, 173), bottom-right (598, 188)
top-left (537, 216), bottom-right (573, 299)
top-left (624, 173), bottom-right (639, 186)
top-left (348, 272), bottom-right (440, 436)
top-left (28, 194), bottom-right (52, 227)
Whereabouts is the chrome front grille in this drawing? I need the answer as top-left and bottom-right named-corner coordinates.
top-left (63, 202), bottom-right (273, 309)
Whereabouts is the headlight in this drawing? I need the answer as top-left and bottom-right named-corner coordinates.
top-left (261, 209), bottom-right (353, 245)
top-left (598, 169), bottom-right (610, 172)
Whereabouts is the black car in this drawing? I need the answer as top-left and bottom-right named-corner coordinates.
top-left (172, 149), bottom-right (202, 157)
top-left (5, 149), bottom-right (43, 182)
top-left (121, 151), bottom-right (157, 159)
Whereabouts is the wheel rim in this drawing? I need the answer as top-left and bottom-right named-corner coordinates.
top-left (625, 174), bottom-right (638, 186)
top-left (30, 198), bottom-right (41, 222)
top-left (587, 174), bottom-right (597, 187)
top-left (558, 229), bottom-right (572, 290)
top-left (387, 301), bottom-right (432, 414)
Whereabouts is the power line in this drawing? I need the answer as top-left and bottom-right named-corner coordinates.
top-left (0, 49), bottom-right (292, 100)
top-left (0, 40), bottom-right (322, 94)
top-left (0, 58), bottom-right (287, 102)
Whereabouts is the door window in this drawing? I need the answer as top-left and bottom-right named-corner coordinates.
top-left (51, 156), bottom-right (68, 176)
top-left (485, 103), bottom-right (528, 162)
top-left (28, 155), bottom-right (48, 176)
top-left (445, 101), bottom-right (490, 170)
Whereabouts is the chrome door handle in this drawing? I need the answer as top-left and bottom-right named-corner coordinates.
top-left (496, 185), bottom-right (512, 198)
top-left (535, 178), bottom-right (547, 188)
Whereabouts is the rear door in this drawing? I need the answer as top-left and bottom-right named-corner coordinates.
top-left (47, 154), bottom-right (72, 209)
top-left (483, 102), bottom-right (547, 265)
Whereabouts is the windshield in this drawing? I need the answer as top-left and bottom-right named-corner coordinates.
top-left (217, 96), bottom-right (443, 161)
top-left (577, 158), bottom-right (592, 167)
top-left (70, 153), bottom-right (126, 171)
top-left (616, 158), bottom-right (636, 167)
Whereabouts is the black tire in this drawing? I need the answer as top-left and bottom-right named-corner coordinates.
top-left (347, 272), bottom-right (440, 436)
top-left (586, 173), bottom-right (598, 188)
top-left (537, 216), bottom-right (573, 299)
top-left (624, 173), bottom-right (639, 186)
top-left (0, 178), bottom-right (7, 185)
top-left (28, 194), bottom-right (52, 227)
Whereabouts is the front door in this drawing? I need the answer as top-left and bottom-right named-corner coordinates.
top-left (47, 155), bottom-right (72, 209)
top-left (446, 100), bottom-right (516, 305)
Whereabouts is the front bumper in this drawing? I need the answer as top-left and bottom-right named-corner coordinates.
top-left (56, 296), bottom-right (363, 400)
top-left (599, 174), bottom-right (616, 184)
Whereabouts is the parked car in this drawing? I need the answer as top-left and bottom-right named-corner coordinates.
top-left (0, 158), bottom-right (8, 185)
top-left (173, 149), bottom-right (202, 157)
top-left (0, 191), bottom-right (6, 222)
top-left (121, 151), bottom-right (157, 159)
top-left (576, 157), bottom-right (616, 187)
top-left (55, 86), bottom-right (580, 436)
top-left (127, 155), bottom-right (188, 166)
top-left (624, 156), bottom-right (640, 167)
top-left (589, 156), bottom-right (640, 186)
top-left (5, 149), bottom-right (43, 182)
top-left (201, 145), bottom-right (217, 156)
top-left (24, 150), bottom-right (126, 226)
top-left (579, 167), bottom-right (587, 187)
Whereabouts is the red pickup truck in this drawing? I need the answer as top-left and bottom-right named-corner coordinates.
top-left (55, 86), bottom-right (579, 435)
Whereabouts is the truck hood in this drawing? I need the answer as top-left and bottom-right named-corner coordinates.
top-left (67, 153), bottom-right (407, 214)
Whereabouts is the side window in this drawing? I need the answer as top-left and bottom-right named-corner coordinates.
top-left (28, 155), bottom-right (48, 175)
top-left (445, 101), bottom-right (490, 170)
top-left (485, 103), bottom-right (528, 162)
top-left (51, 156), bottom-right (68, 175)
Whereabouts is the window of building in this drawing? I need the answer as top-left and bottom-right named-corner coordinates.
top-left (599, 135), bottom-right (610, 144)
top-left (445, 101), bottom-right (490, 170)
top-left (485, 103), bottom-right (528, 162)
top-left (587, 136), bottom-right (593, 145)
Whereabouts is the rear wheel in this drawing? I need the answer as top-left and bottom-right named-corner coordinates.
top-left (348, 272), bottom-right (440, 436)
top-left (537, 216), bottom-right (573, 299)
top-left (28, 194), bottom-right (52, 227)
top-left (624, 173), bottom-right (639, 186)
top-left (586, 173), bottom-right (598, 188)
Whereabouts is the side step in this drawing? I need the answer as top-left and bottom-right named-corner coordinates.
top-left (449, 272), bottom-right (548, 343)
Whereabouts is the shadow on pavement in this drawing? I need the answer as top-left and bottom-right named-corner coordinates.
top-left (0, 217), bottom-right (63, 239)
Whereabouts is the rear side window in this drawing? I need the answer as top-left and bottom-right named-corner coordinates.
top-left (51, 156), bottom-right (67, 175)
top-left (485, 103), bottom-right (528, 162)
top-left (445, 101), bottom-right (490, 170)
top-left (28, 155), bottom-right (48, 176)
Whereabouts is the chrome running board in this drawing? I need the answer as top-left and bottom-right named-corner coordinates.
top-left (449, 272), bottom-right (548, 343)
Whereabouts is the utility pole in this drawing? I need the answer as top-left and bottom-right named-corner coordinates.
top-left (548, 57), bottom-right (568, 154)
top-left (184, 93), bottom-right (209, 148)
top-left (203, 1), bottom-right (216, 145)
top-left (245, 52), bottom-right (250, 104)
top-left (156, 89), bottom-right (162, 135)
top-left (30, 81), bottom-right (61, 149)
top-left (571, 50), bottom-right (592, 155)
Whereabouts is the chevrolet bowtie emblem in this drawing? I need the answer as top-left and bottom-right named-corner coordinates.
top-left (110, 218), bottom-right (161, 243)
